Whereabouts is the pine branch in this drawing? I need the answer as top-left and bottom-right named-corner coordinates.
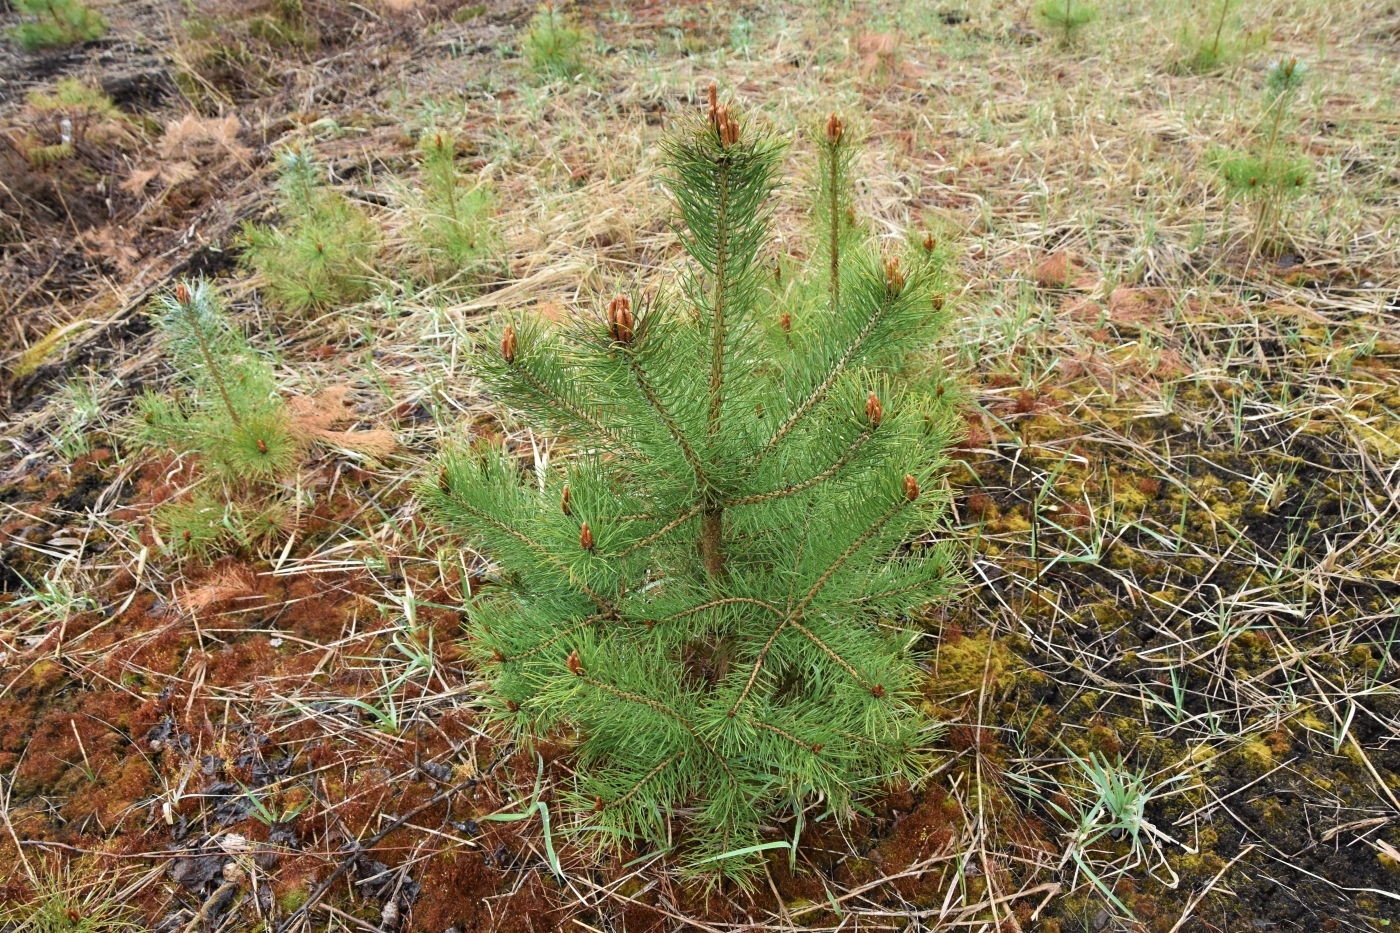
top-left (754, 281), bottom-right (898, 466)
top-left (577, 672), bottom-right (738, 784)
top-left (613, 503), bottom-right (702, 558)
top-left (730, 490), bottom-right (915, 714)
top-left (725, 426), bottom-right (874, 507)
top-left (433, 483), bottom-right (616, 615)
top-left (750, 718), bottom-right (822, 756)
top-left (498, 614), bottom-right (605, 662)
top-left (602, 750), bottom-right (686, 812)
top-left (623, 349), bottom-right (709, 491)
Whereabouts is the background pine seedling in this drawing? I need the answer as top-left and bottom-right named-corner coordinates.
top-left (522, 4), bottom-right (587, 80)
top-left (239, 147), bottom-right (379, 314)
top-left (1036, 0), bottom-right (1095, 46)
top-left (403, 130), bottom-right (499, 286)
top-left (130, 279), bottom-right (395, 556)
top-left (426, 91), bottom-right (960, 878)
top-left (1173, 0), bottom-right (1261, 74)
top-left (8, 0), bottom-right (107, 51)
top-left (1216, 57), bottom-right (1311, 257)
top-left (129, 279), bottom-right (300, 556)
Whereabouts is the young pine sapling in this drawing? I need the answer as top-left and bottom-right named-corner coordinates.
top-left (1174, 0), bottom-right (1259, 74)
top-left (403, 130), bottom-right (499, 286)
top-left (130, 280), bottom-right (392, 557)
top-left (8, 0), bottom-right (107, 51)
top-left (1217, 58), bottom-right (1310, 257)
top-left (522, 3), bottom-right (587, 80)
top-left (425, 89), bottom-right (960, 879)
top-left (1036, 0), bottom-right (1095, 46)
top-left (239, 147), bottom-right (380, 314)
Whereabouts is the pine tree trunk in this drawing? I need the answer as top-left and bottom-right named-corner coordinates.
top-left (700, 507), bottom-right (724, 578)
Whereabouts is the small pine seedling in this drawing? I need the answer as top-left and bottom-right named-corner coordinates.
top-left (1174, 0), bottom-right (1260, 73)
top-left (1217, 57), bottom-right (1310, 257)
top-left (425, 88), bottom-right (960, 879)
top-left (523, 4), bottom-right (587, 80)
top-left (404, 130), bottom-right (499, 286)
top-left (1036, 0), bottom-right (1095, 45)
top-left (239, 147), bottom-right (380, 314)
top-left (8, 0), bottom-right (107, 51)
top-left (129, 279), bottom-right (299, 557)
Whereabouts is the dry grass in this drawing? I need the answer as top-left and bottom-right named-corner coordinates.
top-left (2, 0), bottom-right (1399, 931)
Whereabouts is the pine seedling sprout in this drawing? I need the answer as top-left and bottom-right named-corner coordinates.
top-left (403, 129), bottom-right (499, 285)
top-left (1036, 0), bottom-right (1095, 46)
top-left (425, 85), bottom-right (961, 879)
top-left (8, 0), bottom-right (107, 51)
top-left (1174, 0), bottom-right (1260, 73)
top-left (238, 146), bottom-right (380, 314)
top-left (523, 3), bottom-right (587, 80)
top-left (129, 279), bottom-right (299, 555)
top-left (1216, 57), bottom-right (1311, 257)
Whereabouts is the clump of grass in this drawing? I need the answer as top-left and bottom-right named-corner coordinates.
top-left (522, 4), bottom-right (587, 80)
top-left (403, 130), bottom-right (499, 286)
top-left (7, 0), bottom-right (107, 51)
top-left (238, 147), bottom-right (380, 314)
top-left (1173, 0), bottom-right (1260, 73)
top-left (1216, 57), bottom-right (1311, 257)
top-left (246, 0), bottom-right (318, 51)
top-left (1036, 0), bottom-right (1095, 45)
top-left (0, 858), bottom-right (142, 933)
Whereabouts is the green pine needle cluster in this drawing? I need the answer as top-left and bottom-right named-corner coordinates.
top-left (8, 0), bottom-right (107, 51)
top-left (1036, 0), bottom-right (1095, 45)
top-left (1216, 58), bottom-right (1310, 256)
top-left (239, 148), bottom-right (380, 314)
top-left (522, 5), bottom-right (587, 80)
top-left (128, 279), bottom-right (299, 557)
top-left (425, 95), bottom-right (960, 878)
top-left (404, 130), bottom-right (499, 286)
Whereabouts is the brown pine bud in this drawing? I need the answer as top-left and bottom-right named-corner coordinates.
top-left (931, 293), bottom-right (945, 310)
top-left (885, 257), bottom-right (905, 294)
top-left (871, 684), bottom-right (885, 698)
top-left (560, 484), bottom-right (571, 515)
top-left (608, 294), bottom-right (634, 343)
top-left (904, 474), bottom-right (920, 502)
top-left (505, 698), bottom-right (519, 712)
top-left (715, 106), bottom-right (740, 147)
top-left (579, 521), bottom-right (593, 550)
top-left (492, 649), bottom-right (505, 662)
top-left (936, 383), bottom-right (945, 397)
top-left (811, 743), bottom-right (823, 754)
top-left (779, 310), bottom-right (791, 332)
top-left (438, 467), bottom-right (450, 492)
top-left (257, 438), bottom-right (268, 454)
top-left (825, 112), bottom-right (843, 144)
top-left (183, 529), bottom-right (191, 543)
top-left (501, 323), bottom-right (517, 364)
top-left (567, 649), bottom-right (583, 676)
top-left (923, 232), bottom-right (936, 253)
top-left (866, 391), bottom-right (882, 427)
top-left (593, 795), bottom-right (604, 812)
top-left (315, 241), bottom-right (324, 254)
top-left (707, 81), bottom-right (719, 127)
top-left (175, 282), bottom-right (191, 305)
